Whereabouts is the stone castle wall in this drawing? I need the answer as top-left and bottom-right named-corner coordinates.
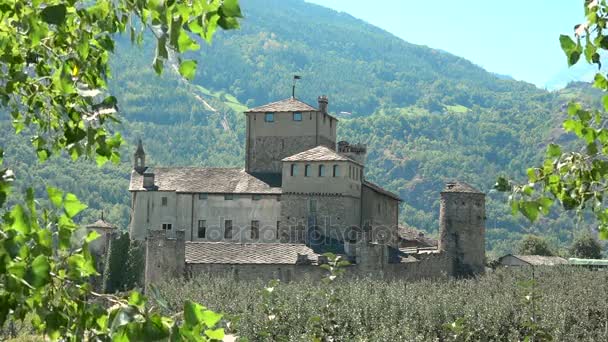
top-left (248, 135), bottom-right (335, 174)
top-left (439, 191), bottom-right (485, 276)
top-left (145, 230), bottom-right (185, 290)
top-left (279, 193), bottom-right (360, 243)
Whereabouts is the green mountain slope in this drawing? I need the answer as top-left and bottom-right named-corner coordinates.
top-left (0, 0), bottom-right (585, 256)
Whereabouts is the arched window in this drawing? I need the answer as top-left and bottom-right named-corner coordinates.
top-left (333, 165), bottom-right (340, 177)
top-left (318, 165), bottom-right (325, 177)
top-left (305, 164), bottom-right (311, 177)
top-left (291, 164), bottom-right (298, 176)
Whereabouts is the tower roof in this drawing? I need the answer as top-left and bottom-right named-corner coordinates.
top-left (441, 181), bottom-right (483, 194)
top-left (85, 213), bottom-right (116, 230)
top-left (245, 97), bottom-right (317, 113)
top-left (282, 145), bottom-right (360, 165)
top-left (134, 139), bottom-right (145, 155)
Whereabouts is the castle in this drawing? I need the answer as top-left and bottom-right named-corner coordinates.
top-left (128, 95), bottom-right (486, 286)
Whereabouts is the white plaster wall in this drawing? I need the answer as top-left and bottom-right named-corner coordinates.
top-left (130, 191), bottom-right (179, 240)
top-left (191, 193), bottom-right (282, 243)
top-left (131, 191), bottom-right (282, 242)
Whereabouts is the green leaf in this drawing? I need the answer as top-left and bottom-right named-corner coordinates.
top-left (559, 35), bottom-right (576, 54)
top-left (27, 255), bottom-right (50, 288)
top-left (41, 4), bottom-right (67, 25)
top-left (204, 328), bottom-right (225, 340)
top-left (200, 310), bottom-right (222, 328)
top-left (85, 230), bottom-right (101, 243)
top-left (47, 186), bottom-right (63, 208)
top-left (177, 31), bottom-right (200, 53)
top-left (546, 144), bottom-right (561, 158)
top-left (184, 300), bottom-right (205, 327)
top-left (9, 205), bottom-right (30, 234)
top-left (64, 193), bottom-right (87, 218)
top-left (220, 0), bottom-right (243, 17)
top-left (520, 200), bottom-right (540, 222)
top-left (179, 60), bottom-right (197, 80)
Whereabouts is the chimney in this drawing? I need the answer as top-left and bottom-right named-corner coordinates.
top-left (143, 169), bottom-right (155, 189)
top-left (318, 95), bottom-right (328, 114)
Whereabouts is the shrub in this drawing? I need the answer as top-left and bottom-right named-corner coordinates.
top-left (518, 235), bottom-right (554, 256)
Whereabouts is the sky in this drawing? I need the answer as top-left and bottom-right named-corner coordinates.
top-left (306, 0), bottom-right (585, 87)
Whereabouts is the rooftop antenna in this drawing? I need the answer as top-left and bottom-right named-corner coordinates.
top-left (292, 75), bottom-right (301, 98)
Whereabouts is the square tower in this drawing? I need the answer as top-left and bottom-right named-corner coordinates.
top-left (245, 96), bottom-right (337, 175)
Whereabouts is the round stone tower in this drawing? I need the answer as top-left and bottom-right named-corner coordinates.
top-left (438, 181), bottom-right (485, 277)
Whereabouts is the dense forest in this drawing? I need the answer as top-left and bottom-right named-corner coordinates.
top-left (0, 0), bottom-right (596, 256)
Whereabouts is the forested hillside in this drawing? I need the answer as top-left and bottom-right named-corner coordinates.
top-left (0, 0), bottom-right (590, 256)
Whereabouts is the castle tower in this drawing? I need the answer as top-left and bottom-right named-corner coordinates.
top-left (133, 139), bottom-right (146, 173)
top-left (438, 181), bottom-right (485, 277)
top-left (244, 96), bottom-right (337, 174)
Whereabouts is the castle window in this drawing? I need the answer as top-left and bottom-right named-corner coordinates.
top-left (349, 166), bottom-right (352, 179)
top-left (309, 199), bottom-right (317, 213)
top-left (224, 194), bottom-right (234, 200)
top-left (276, 221), bottom-right (280, 239)
top-left (252, 194), bottom-right (261, 201)
top-left (224, 220), bottom-right (233, 239)
top-left (305, 164), bottom-right (311, 177)
top-left (318, 165), bottom-right (325, 177)
top-left (290, 164), bottom-right (297, 176)
top-left (264, 112), bottom-right (274, 122)
top-left (293, 112), bottom-right (302, 121)
top-left (199, 193), bottom-right (208, 200)
top-left (198, 220), bottom-right (206, 238)
top-left (161, 197), bottom-right (168, 206)
top-left (251, 220), bottom-right (259, 239)
top-left (162, 223), bottom-right (172, 230)
top-left (333, 165), bottom-right (340, 177)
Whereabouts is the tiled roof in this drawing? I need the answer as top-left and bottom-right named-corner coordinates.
top-left (245, 97), bottom-right (317, 113)
top-left (129, 167), bottom-right (281, 194)
top-left (442, 181), bottom-right (483, 194)
top-left (503, 254), bottom-right (568, 266)
top-left (185, 242), bottom-right (320, 264)
top-left (398, 225), bottom-right (437, 247)
top-left (282, 145), bottom-right (360, 164)
top-left (363, 180), bottom-right (402, 201)
top-left (85, 219), bottom-right (116, 230)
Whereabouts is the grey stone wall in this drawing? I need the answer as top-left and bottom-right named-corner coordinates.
top-left (361, 185), bottom-right (399, 246)
top-left (248, 135), bottom-right (335, 174)
top-left (439, 192), bottom-right (485, 276)
top-left (187, 264), bottom-right (325, 282)
top-left (145, 230), bottom-right (185, 291)
top-left (279, 194), bottom-right (360, 243)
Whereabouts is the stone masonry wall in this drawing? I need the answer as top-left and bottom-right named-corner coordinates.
top-left (279, 194), bottom-right (360, 243)
top-left (145, 230), bottom-right (185, 290)
top-left (248, 135), bottom-right (335, 174)
top-left (187, 264), bottom-right (325, 282)
top-left (439, 192), bottom-right (485, 276)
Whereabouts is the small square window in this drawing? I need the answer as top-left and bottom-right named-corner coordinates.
top-left (265, 112), bottom-right (274, 122)
top-left (162, 223), bottom-right (172, 230)
top-left (293, 112), bottom-right (302, 121)
top-left (225, 194), bottom-right (234, 200)
top-left (252, 194), bottom-right (261, 201)
top-left (199, 193), bottom-right (208, 200)
top-left (161, 197), bottom-right (168, 206)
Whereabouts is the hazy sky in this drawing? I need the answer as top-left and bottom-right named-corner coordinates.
top-left (306, 0), bottom-right (584, 87)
